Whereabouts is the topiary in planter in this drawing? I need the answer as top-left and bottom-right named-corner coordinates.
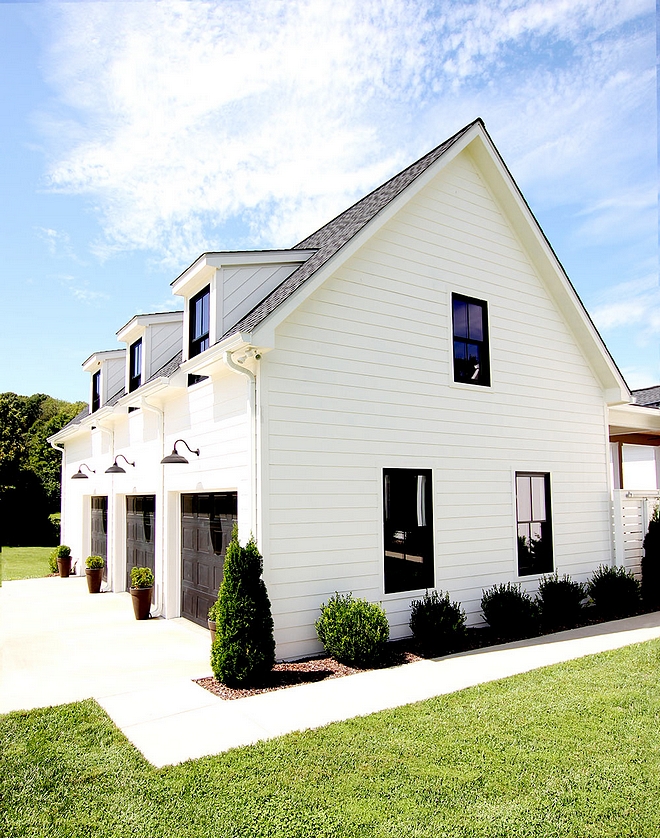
top-left (642, 508), bottom-right (660, 610)
top-left (481, 582), bottom-right (539, 641)
top-left (315, 592), bottom-right (389, 667)
top-left (409, 589), bottom-right (466, 656)
top-left (536, 573), bottom-right (585, 631)
top-left (587, 565), bottom-right (641, 621)
top-left (130, 566), bottom-right (154, 589)
top-left (211, 528), bottom-right (276, 687)
top-left (85, 555), bottom-right (104, 570)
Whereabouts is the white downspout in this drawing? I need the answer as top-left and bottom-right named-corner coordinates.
top-left (49, 440), bottom-right (67, 547)
top-left (94, 421), bottom-right (115, 585)
top-left (141, 396), bottom-right (165, 617)
top-left (223, 350), bottom-right (258, 540)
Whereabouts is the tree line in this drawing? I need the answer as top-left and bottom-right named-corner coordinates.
top-left (0, 392), bottom-right (85, 546)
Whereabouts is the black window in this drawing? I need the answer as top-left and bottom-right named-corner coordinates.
top-left (383, 468), bottom-right (434, 594)
top-left (452, 294), bottom-right (490, 386)
top-left (129, 339), bottom-right (142, 392)
top-left (91, 370), bottom-right (101, 413)
top-left (516, 472), bottom-right (553, 576)
top-left (189, 285), bottom-right (210, 358)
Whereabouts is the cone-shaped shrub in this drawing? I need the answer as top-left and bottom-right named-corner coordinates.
top-left (642, 513), bottom-right (660, 610)
top-left (211, 527), bottom-right (276, 686)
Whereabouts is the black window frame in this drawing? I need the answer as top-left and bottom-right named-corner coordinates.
top-left (129, 338), bottom-right (142, 393)
top-left (383, 468), bottom-right (434, 594)
top-left (452, 293), bottom-right (491, 386)
top-left (515, 472), bottom-right (553, 576)
top-left (189, 285), bottom-right (210, 359)
top-left (91, 370), bottom-right (101, 413)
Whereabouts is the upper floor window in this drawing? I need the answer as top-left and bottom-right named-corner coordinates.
top-left (383, 468), bottom-right (434, 594)
top-left (91, 370), bottom-right (101, 413)
top-left (190, 285), bottom-right (210, 358)
top-left (516, 472), bottom-right (553, 576)
top-left (129, 339), bottom-right (142, 392)
top-left (452, 294), bottom-right (490, 386)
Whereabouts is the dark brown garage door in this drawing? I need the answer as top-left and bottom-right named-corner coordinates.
top-left (90, 496), bottom-right (108, 581)
top-left (126, 495), bottom-right (156, 590)
top-left (181, 492), bottom-right (237, 626)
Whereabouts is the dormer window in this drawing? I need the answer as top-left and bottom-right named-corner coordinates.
top-left (129, 339), bottom-right (142, 392)
top-left (91, 371), bottom-right (101, 413)
top-left (189, 286), bottom-right (210, 358)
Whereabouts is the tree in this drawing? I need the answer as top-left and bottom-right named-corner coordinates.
top-left (210, 528), bottom-right (276, 686)
top-left (0, 392), bottom-right (84, 546)
top-left (642, 506), bottom-right (660, 610)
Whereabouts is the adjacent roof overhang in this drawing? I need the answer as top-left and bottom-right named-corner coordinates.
top-left (609, 403), bottom-right (660, 443)
top-left (173, 331), bottom-right (253, 383)
top-left (171, 250), bottom-right (316, 299)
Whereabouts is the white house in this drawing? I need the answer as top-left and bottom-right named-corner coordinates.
top-left (50, 119), bottom-right (660, 660)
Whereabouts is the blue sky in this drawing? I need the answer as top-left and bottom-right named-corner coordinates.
top-left (1, 0), bottom-right (657, 402)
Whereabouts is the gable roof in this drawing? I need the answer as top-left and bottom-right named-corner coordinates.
top-left (221, 119), bottom-right (481, 339)
top-left (633, 385), bottom-right (660, 408)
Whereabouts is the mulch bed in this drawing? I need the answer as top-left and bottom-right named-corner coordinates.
top-left (195, 641), bottom-right (424, 700)
top-left (195, 608), bottom-right (652, 701)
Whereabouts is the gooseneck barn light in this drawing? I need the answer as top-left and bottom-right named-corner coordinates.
top-left (105, 454), bottom-right (136, 474)
top-left (160, 439), bottom-right (200, 465)
top-left (71, 463), bottom-right (96, 480)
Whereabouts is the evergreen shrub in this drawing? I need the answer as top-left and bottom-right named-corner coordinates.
top-left (642, 506), bottom-right (660, 610)
top-left (409, 589), bottom-right (466, 656)
top-left (211, 528), bottom-right (276, 686)
top-left (316, 592), bottom-right (389, 667)
top-left (587, 565), bottom-right (641, 621)
top-left (536, 573), bottom-right (585, 631)
top-left (480, 582), bottom-right (539, 640)
top-left (49, 544), bottom-right (71, 574)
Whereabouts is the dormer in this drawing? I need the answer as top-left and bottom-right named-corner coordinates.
top-left (116, 311), bottom-right (184, 392)
top-left (171, 250), bottom-right (315, 361)
top-left (82, 350), bottom-right (126, 413)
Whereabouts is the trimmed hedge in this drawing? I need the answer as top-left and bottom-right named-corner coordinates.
top-left (409, 589), bottom-right (466, 656)
top-left (316, 592), bottom-right (389, 667)
top-left (587, 565), bottom-right (641, 620)
top-left (536, 573), bottom-right (584, 631)
top-left (481, 582), bottom-right (539, 640)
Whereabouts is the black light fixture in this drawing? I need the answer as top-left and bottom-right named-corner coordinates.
top-left (161, 439), bottom-right (200, 464)
top-left (105, 454), bottom-right (136, 474)
top-left (71, 463), bottom-right (96, 480)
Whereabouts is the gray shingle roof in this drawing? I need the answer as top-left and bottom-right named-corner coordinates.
top-left (147, 350), bottom-right (183, 384)
top-left (632, 386), bottom-right (660, 408)
top-left (221, 119), bottom-right (482, 340)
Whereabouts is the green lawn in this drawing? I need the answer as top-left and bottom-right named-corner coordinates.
top-left (1, 640), bottom-right (659, 837)
top-left (1, 546), bottom-right (53, 581)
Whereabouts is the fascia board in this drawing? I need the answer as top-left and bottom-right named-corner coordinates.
top-left (178, 332), bottom-right (251, 377)
top-left (116, 376), bottom-right (169, 408)
top-left (251, 126), bottom-right (482, 347)
top-left (82, 349), bottom-right (125, 371)
top-left (467, 133), bottom-right (630, 404)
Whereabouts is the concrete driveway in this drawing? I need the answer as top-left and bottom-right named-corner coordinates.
top-left (3, 575), bottom-right (660, 767)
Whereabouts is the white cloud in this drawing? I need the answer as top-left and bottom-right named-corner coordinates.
top-left (36, 0), bottom-right (654, 269)
top-left (37, 226), bottom-right (82, 261)
top-left (57, 274), bottom-right (110, 305)
top-left (591, 275), bottom-right (660, 336)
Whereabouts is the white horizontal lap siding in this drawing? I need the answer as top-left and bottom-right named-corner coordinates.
top-left (261, 152), bottom-right (611, 658)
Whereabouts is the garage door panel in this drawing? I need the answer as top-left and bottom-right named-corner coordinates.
top-left (181, 492), bottom-right (238, 627)
top-left (126, 495), bottom-right (156, 591)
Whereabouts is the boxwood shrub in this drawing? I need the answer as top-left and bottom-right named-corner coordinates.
top-left (409, 589), bottom-right (466, 656)
top-left (536, 573), bottom-right (584, 631)
top-left (481, 582), bottom-right (539, 640)
top-left (316, 592), bottom-right (389, 667)
top-left (587, 565), bottom-right (641, 620)
top-left (85, 555), bottom-right (104, 569)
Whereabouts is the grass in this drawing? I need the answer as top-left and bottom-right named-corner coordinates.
top-left (1, 546), bottom-right (53, 581)
top-left (1, 640), bottom-right (660, 837)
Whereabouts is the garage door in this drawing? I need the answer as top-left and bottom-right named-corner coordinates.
top-left (126, 495), bottom-right (156, 590)
top-left (90, 496), bottom-right (108, 581)
top-left (181, 492), bottom-right (238, 626)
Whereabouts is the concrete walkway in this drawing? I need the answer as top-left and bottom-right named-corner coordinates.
top-left (2, 576), bottom-right (660, 767)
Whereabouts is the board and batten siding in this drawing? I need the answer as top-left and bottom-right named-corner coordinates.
top-left (260, 150), bottom-right (612, 660)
